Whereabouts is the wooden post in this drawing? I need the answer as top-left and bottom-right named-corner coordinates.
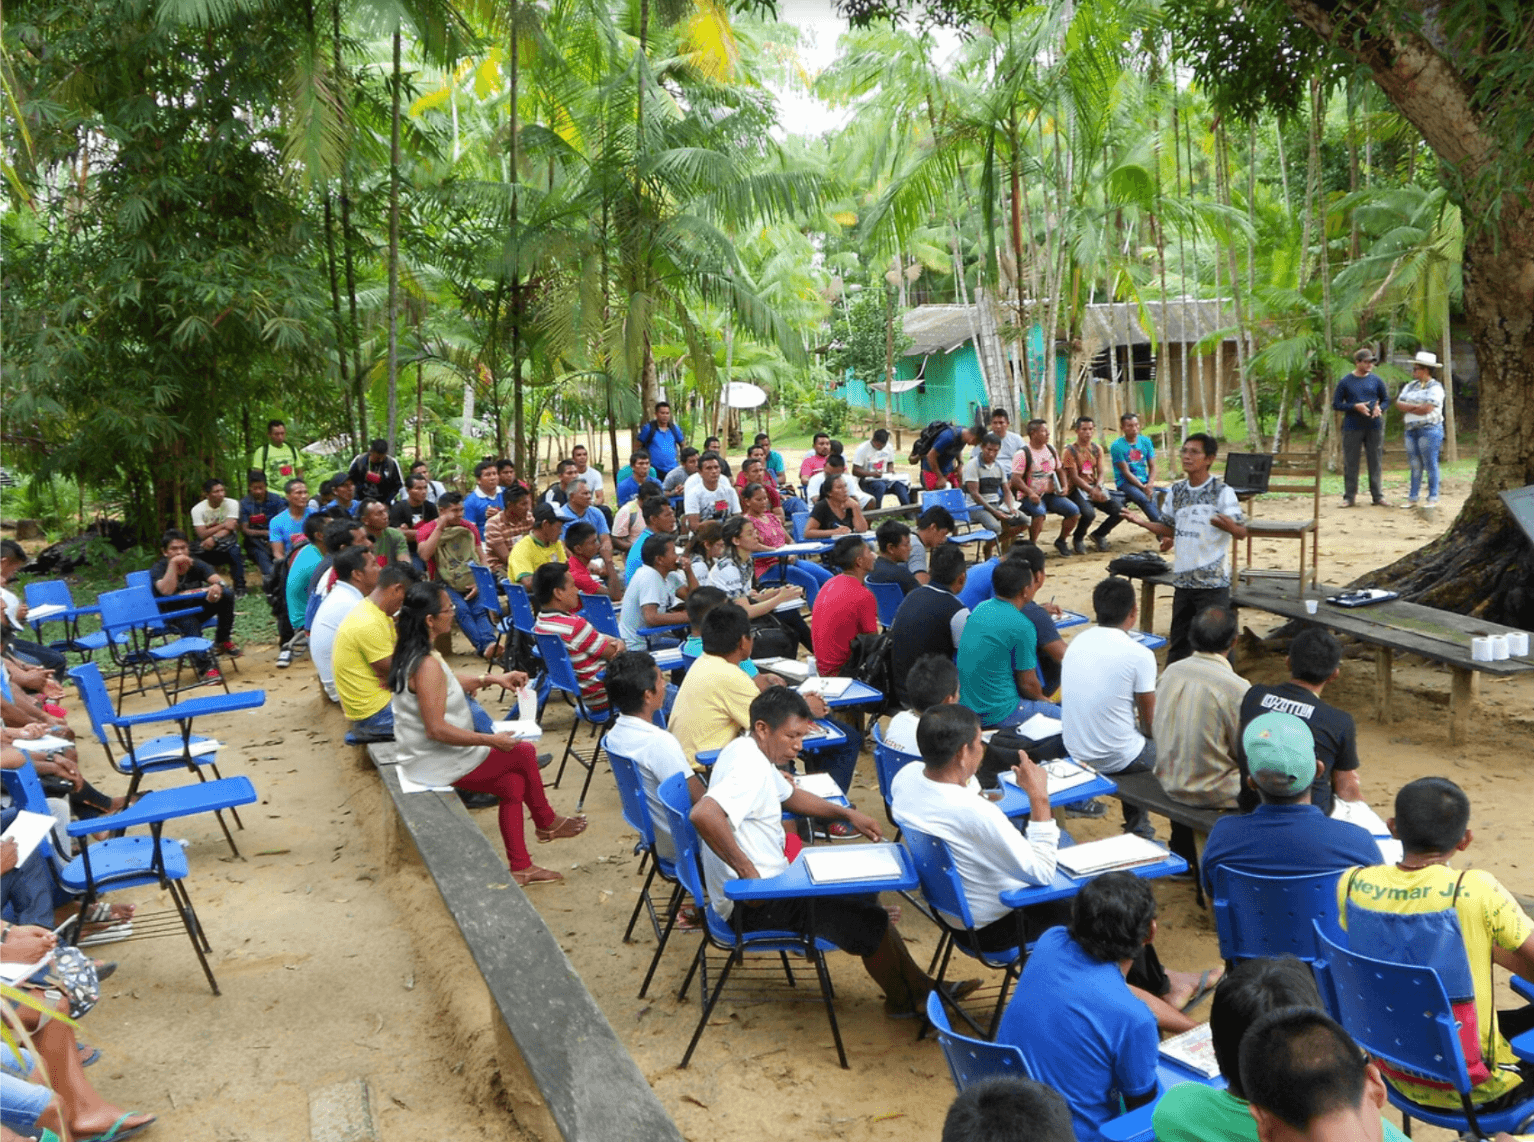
top-left (1373, 646), bottom-right (1394, 723)
top-left (1139, 579), bottom-right (1158, 633)
top-left (1448, 666), bottom-right (1474, 746)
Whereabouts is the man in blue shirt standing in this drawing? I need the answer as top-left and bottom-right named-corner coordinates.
top-left (1332, 347), bottom-right (1391, 507)
top-left (637, 401), bottom-right (686, 477)
top-left (997, 872), bottom-right (1162, 1142)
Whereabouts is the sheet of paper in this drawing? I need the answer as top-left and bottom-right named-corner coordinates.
top-left (774, 597), bottom-right (806, 613)
top-left (13, 735), bottom-right (72, 754)
top-left (25, 603), bottom-right (67, 621)
top-left (802, 844), bottom-right (904, 885)
top-left (0, 955), bottom-right (53, 985)
top-left (1056, 834), bottom-right (1171, 878)
top-left (489, 720), bottom-right (544, 742)
top-left (1160, 1022), bottom-right (1221, 1078)
top-left (794, 772), bottom-right (843, 799)
top-left (799, 676), bottom-right (852, 699)
top-left (1043, 760), bottom-right (1098, 794)
top-left (0, 810), bottom-right (57, 865)
top-left (1015, 713), bottom-right (1062, 740)
top-left (134, 739), bottom-right (222, 764)
top-left (395, 769), bottom-right (456, 794)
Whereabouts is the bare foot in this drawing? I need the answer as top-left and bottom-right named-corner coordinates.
top-left (884, 904), bottom-right (902, 924)
top-left (535, 815), bottom-right (588, 843)
top-left (72, 1109), bottom-right (155, 1138)
top-left (1163, 966), bottom-right (1223, 1011)
top-left (512, 865), bottom-right (563, 887)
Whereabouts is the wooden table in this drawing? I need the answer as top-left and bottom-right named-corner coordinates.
top-left (1230, 580), bottom-right (1534, 745)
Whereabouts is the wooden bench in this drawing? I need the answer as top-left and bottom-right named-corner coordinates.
top-left (365, 743), bottom-right (683, 1142)
top-left (1108, 771), bottom-right (1229, 906)
top-left (864, 502), bottom-right (920, 522)
top-left (1230, 580), bottom-right (1534, 746)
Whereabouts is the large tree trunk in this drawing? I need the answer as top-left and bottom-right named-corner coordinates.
top-left (1361, 224), bottom-right (1534, 626)
top-left (1280, 0), bottom-right (1534, 620)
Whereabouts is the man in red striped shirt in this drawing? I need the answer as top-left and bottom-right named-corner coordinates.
top-left (531, 562), bottom-right (622, 713)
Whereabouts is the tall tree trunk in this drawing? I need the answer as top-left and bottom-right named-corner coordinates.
top-left (331, 0), bottom-right (366, 449)
top-left (386, 27), bottom-right (402, 449)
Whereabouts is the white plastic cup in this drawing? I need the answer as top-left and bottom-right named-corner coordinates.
top-left (1471, 636), bottom-right (1494, 663)
top-left (1305, 599), bottom-right (1319, 615)
top-left (1509, 631), bottom-right (1531, 657)
top-left (1491, 634), bottom-right (1510, 661)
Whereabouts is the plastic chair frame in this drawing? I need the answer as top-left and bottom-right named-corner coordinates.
top-left (533, 630), bottom-right (610, 812)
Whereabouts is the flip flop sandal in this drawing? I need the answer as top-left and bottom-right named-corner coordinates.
top-left (535, 815), bottom-right (588, 843)
top-left (77, 1113), bottom-right (156, 1142)
top-left (79, 1043), bottom-right (102, 1067)
top-left (1180, 968), bottom-right (1220, 1013)
top-left (512, 866), bottom-right (563, 887)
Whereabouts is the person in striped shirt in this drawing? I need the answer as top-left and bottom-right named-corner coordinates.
top-left (530, 561), bottom-right (622, 713)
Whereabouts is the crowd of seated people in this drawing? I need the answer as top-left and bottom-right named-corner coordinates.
top-left (8, 411), bottom-right (1530, 1142)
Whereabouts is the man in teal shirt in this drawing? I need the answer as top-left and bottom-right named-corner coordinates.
top-left (956, 559), bottom-right (1062, 728)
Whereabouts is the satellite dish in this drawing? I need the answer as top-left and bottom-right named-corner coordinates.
top-left (724, 382), bottom-right (768, 409)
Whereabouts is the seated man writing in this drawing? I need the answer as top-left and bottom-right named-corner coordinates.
top-left (889, 703), bottom-right (1063, 949)
top-left (1337, 776), bottom-right (1534, 1116)
top-left (689, 685), bottom-right (959, 1018)
top-left (603, 651), bottom-right (702, 862)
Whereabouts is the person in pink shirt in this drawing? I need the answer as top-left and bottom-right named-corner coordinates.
top-left (798, 433), bottom-right (832, 486)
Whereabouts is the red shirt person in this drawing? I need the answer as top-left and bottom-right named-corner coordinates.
top-left (810, 535), bottom-right (879, 677)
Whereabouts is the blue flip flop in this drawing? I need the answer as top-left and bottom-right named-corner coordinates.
top-left (78, 1042), bottom-right (101, 1067)
top-left (77, 1112), bottom-right (156, 1142)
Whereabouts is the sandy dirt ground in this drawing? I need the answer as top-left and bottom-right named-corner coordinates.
top-left (59, 456), bottom-right (1530, 1141)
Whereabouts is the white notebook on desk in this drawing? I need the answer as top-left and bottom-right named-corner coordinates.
top-left (0, 810), bottom-right (57, 865)
top-left (1015, 713), bottom-right (1062, 740)
top-left (794, 772), bottom-right (843, 799)
top-left (490, 720), bottom-right (544, 742)
top-left (14, 735), bottom-right (72, 755)
top-left (799, 676), bottom-right (853, 699)
top-left (1055, 834), bottom-right (1170, 878)
top-left (25, 603), bottom-right (67, 621)
top-left (802, 844), bottom-right (903, 884)
top-left (757, 657), bottom-right (809, 684)
top-left (134, 739), bottom-right (221, 763)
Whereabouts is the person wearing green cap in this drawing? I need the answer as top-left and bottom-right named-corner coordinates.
top-left (1199, 711), bottom-right (1384, 899)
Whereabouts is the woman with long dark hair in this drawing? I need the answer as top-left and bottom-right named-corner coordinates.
top-left (389, 581), bottom-right (586, 886)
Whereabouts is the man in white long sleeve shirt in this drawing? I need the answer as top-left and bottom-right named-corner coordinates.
top-left (890, 703), bottom-right (1065, 950)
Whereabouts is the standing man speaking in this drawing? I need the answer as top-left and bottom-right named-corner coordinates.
top-left (1332, 348), bottom-right (1391, 508)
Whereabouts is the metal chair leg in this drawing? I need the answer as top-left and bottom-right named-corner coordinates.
top-left (169, 878), bottom-right (221, 996)
top-left (680, 946), bottom-right (741, 1069)
top-left (638, 886), bottom-right (685, 1000)
top-left (811, 948), bottom-right (849, 1069)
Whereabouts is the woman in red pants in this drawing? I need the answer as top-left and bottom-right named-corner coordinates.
top-left (389, 582), bottom-right (586, 886)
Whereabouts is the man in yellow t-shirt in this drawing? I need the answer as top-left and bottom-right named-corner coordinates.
top-left (669, 608), bottom-right (763, 764)
top-left (1337, 776), bottom-right (1534, 1112)
top-left (332, 563), bottom-right (419, 740)
top-left (508, 504), bottom-right (567, 587)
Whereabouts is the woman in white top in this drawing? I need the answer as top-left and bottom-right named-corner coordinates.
top-left (1395, 351), bottom-right (1447, 506)
top-left (388, 581), bottom-right (586, 885)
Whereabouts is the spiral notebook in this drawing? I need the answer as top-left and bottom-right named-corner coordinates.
top-left (802, 844), bottom-right (904, 884)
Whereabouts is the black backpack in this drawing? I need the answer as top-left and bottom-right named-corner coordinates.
top-left (1106, 551), bottom-right (1171, 579)
top-left (908, 420), bottom-right (954, 465)
top-left (843, 629), bottom-right (897, 713)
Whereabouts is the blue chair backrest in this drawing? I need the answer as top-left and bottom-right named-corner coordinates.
top-left (97, 586), bottom-right (149, 636)
top-left (921, 487), bottom-right (975, 525)
top-left (1211, 867), bottom-right (1345, 964)
top-left (469, 564), bottom-right (502, 614)
top-left (902, 825), bottom-right (978, 931)
top-left (22, 580), bottom-right (74, 612)
top-left (926, 990), bottom-right (1034, 1092)
top-left (657, 772), bottom-right (708, 912)
top-left (871, 721), bottom-right (921, 812)
top-left (603, 742), bottom-right (655, 843)
top-left (503, 581), bottom-right (537, 634)
top-left (0, 762), bottom-right (55, 859)
top-left (125, 569), bottom-right (152, 591)
top-left (67, 662), bottom-right (119, 744)
top-left (868, 581), bottom-right (904, 627)
top-left (790, 512), bottom-right (809, 542)
top-left (533, 630), bottom-right (583, 698)
top-left (579, 593), bottom-right (621, 638)
top-left (1312, 922), bottom-right (1474, 1095)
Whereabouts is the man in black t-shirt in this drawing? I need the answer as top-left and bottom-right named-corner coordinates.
top-left (867, 520), bottom-right (921, 596)
top-left (150, 529), bottom-right (240, 678)
top-left (887, 545), bottom-right (970, 707)
top-left (1235, 628), bottom-right (1361, 815)
top-left (388, 474), bottom-right (439, 565)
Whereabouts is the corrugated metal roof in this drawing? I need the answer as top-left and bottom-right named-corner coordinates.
top-left (900, 299), bottom-right (1236, 357)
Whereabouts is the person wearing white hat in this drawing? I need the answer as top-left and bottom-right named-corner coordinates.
top-left (1396, 350), bottom-right (1446, 507)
